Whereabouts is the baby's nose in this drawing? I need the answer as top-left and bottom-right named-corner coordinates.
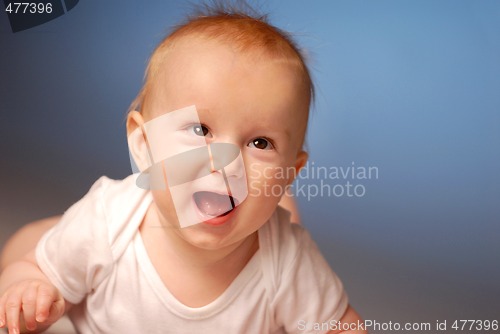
top-left (209, 142), bottom-right (245, 180)
top-left (161, 142), bottom-right (243, 187)
top-left (209, 143), bottom-right (240, 173)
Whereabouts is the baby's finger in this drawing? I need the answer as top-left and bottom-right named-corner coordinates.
top-left (0, 293), bottom-right (7, 328)
top-left (21, 284), bottom-right (39, 331)
top-left (46, 298), bottom-right (65, 325)
top-left (34, 284), bottom-right (58, 323)
top-left (4, 293), bottom-right (21, 334)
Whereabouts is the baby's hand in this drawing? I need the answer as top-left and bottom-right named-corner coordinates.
top-left (0, 279), bottom-right (65, 334)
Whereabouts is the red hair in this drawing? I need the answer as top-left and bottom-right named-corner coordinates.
top-left (130, 2), bottom-right (314, 118)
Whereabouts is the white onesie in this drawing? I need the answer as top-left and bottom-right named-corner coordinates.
top-left (36, 175), bottom-right (348, 333)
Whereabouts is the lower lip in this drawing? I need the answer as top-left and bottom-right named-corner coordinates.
top-left (201, 207), bottom-right (237, 226)
top-left (191, 192), bottom-right (238, 227)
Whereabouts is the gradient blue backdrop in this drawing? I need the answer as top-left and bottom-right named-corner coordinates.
top-left (1, 1), bottom-right (499, 331)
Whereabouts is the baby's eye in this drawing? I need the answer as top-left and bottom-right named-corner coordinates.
top-left (190, 124), bottom-right (212, 137)
top-left (248, 138), bottom-right (274, 150)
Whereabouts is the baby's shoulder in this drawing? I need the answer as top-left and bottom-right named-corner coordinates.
top-left (90, 175), bottom-right (146, 210)
top-left (90, 174), bottom-right (150, 243)
top-left (56, 175), bottom-right (150, 257)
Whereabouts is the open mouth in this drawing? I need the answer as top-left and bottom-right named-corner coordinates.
top-left (193, 191), bottom-right (238, 218)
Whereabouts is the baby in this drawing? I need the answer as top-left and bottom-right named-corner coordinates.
top-left (0, 3), bottom-right (365, 334)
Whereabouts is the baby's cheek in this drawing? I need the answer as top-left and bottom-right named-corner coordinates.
top-left (151, 188), bottom-right (179, 222)
top-left (246, 165), bottom-right (289, 200)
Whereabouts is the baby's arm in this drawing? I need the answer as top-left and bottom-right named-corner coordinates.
top-left (1, 217), bottom-right (59, 271)
top-left (0, 249), bottom-right (70, 334)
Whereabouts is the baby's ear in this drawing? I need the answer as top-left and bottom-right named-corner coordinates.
top-left (127, 111), bottom-right (152, 173)
top-left (288, 150), bottom-right (308, 185)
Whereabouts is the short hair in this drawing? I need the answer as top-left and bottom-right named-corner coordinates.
top-left (129, 1), bottom-right (314, 118)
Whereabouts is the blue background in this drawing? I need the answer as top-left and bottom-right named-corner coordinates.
top-left (1, 0), bottom-right (499, 331)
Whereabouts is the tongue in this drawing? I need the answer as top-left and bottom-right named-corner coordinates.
top-left (194, 191), bottom-right (234, 217)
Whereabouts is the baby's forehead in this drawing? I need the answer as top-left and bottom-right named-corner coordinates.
top-left (153, 37), bottom-right (307, 92)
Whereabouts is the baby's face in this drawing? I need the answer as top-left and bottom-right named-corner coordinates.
top-left (138, 37), bottom-right (309, 249)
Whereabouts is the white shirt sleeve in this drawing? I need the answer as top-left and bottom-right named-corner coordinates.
top-left (270, 221), bottom-right (349, 334)
top-left (35, 177), bottom-right (114, 305)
